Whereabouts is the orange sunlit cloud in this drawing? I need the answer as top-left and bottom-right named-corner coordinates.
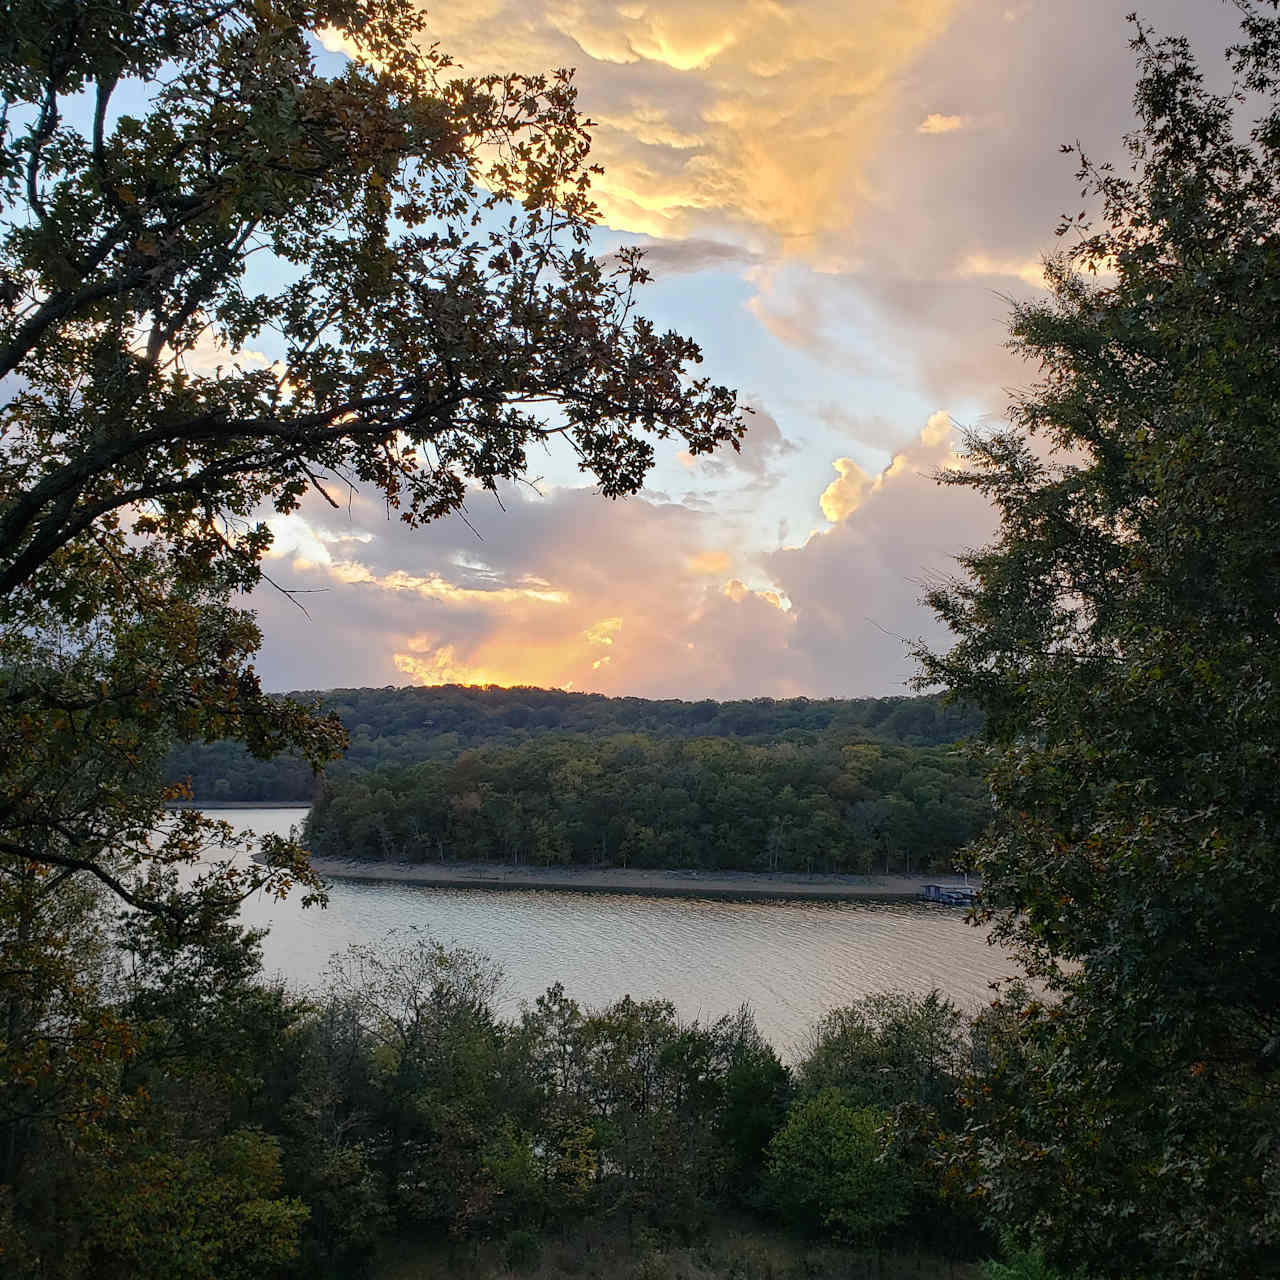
top-left (584, 617), bottom-right (623, 646)
top-left (271, 2), bottom-right (1247, 700)
top-left (688, 550), bottom-right (732, 575)
top-left (322, 0), bottom-right (960, 252)
top-left (916, 112), bottom-right (971, 134)
top-left (250, 408), bottom-right (994, 697)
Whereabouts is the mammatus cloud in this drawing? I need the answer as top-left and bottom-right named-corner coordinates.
top-left (323, 0), bottom-right (961, 252)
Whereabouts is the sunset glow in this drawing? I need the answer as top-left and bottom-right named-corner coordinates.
top-left (254, 1), bottom-right (1243, 699)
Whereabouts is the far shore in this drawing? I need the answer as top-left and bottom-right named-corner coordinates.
top-left (302, 856), bottom-right (978, 903)
top-left (167, 800), bottom-right (311, 810)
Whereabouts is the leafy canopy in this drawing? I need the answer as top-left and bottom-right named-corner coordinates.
top-left (0, 0), bottom-right (742, 923)
top-left (0, 0), bottom-right (742, 1229)
top-left (918, 4), bottom-right (1280, 1275)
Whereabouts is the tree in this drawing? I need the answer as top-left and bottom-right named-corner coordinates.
top-left (321, 931), bottom-right (508, 1233)
top-left (760, 1091), bottom-right (910, 1243)
top-left (796, 991), bottom-right (969, 1122)
top-left (917, 5), bottom-right (1280, 1275)
top-left (0, 0), bottom-right (741, 1250)
top-left (71, 1128), bottom-right (308, 1280)
top-left (0, 0), bottom-right (741, 921)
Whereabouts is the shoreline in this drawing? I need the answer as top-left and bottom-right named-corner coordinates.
top-left (167, 800), bottom-right (311, 810)
top-left (303, 857), bottom-right (975, 903)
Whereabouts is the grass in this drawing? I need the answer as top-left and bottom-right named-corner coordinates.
top-left (374, 1213), bottom-right (983, 1280)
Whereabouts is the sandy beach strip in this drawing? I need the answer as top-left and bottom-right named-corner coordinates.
top-left (304, 858), bottom-right (975, 903)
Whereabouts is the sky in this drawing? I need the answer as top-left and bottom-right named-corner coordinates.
top-left (247, 0), bottom-right (1242, 699)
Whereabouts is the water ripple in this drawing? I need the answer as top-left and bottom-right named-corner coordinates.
top-left (225, 808), bottom-right (1019, 1057)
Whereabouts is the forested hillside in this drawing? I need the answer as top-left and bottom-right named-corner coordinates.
top-left (165, 685), bottom-right (983, 801)
top-left (306, 731), bottom-right (988, 874)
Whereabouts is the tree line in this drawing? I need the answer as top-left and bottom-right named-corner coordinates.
top-left (162, 687), bottom-right (984, 804)
top-left (305, 732), bottom-right (990, 876)
top-left (0, 913), bottom-right (1045, 1278)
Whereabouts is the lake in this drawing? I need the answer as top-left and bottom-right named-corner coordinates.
top-left (222, 806), bottom-right (1019, 1057)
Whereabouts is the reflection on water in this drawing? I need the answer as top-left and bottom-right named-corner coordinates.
top-left (222, 807), bottom-right (1017, 1056)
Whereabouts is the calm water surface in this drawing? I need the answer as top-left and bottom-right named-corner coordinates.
top-left (223, 806), bottom-right (1018, 1056)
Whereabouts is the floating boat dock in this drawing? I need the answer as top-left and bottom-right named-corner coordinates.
top-left (920, 883), bottom-right (978, 906)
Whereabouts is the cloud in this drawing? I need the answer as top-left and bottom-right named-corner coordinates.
top-left (955, 252), bottom-right (1047, 288)
top-left (919, 409), bottom-right (954, 449)
top-left (251, 484), bottom-right (732, 694)
top-left (146, 325), bottom-right (279, 380)
top-left (812, 405), bottom-right (905, 453)
top-left (247, 407), bottom-right (994, 699)
top-left (722, 579), bottom-right (786, 610)
top-left (671, 401), bottom-right (804, 543)
top-left (286, 0), bottom-right (1249, 701)
top-left (598, 237), bottom-right (763, 278)
top-left (820, 458), bottom-right (875, 522)
top-left (394, 641), bottom-right (508, 687)
top-left (742, 268), bottom-right (863, 368)
top-left (688, 550), bottom-right (732, 574)
top-left (695, 402), bottom-right (799, 482)
top-left (917, 112), bottom-right (970, 134)
top-left (761, 410), bottom-right (996, 692)
top-left (322, 0), bottom-right (962, 251)
top-left (819, 410), bottom-right (952, 521)
top-left (332, 563), bottom-right (567, 606)
top-left (321, 1), bottom-right (1245, 416)
top-left (585, 616), bottom-right (623, 646)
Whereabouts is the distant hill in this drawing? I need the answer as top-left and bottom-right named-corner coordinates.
top-left (163, 685), bottom-right (982, 803)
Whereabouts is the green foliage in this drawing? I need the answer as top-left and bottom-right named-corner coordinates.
top-left (981, 1237), bottom-right (1080, 1280)
top-left (163, 687), bottom-right (984, 801)
top-left (503, 1228), bottom-right (542, 1271)
top-left (794, 993), bottom-right (986, 1257)
top-left (761, 1091), bottom-right (911, 1243)
top-left (0, 0), bottom-right (741, 612)
top-left (371, 1215), bottom-right (978, 1280)
top-left (278, 999), bottom-right (391, 1275)
top-left (514, 986), bottom-right (754, 1230)
top-left (917, 6), bottom-right (1280, 1276)
top-left (305, 729), bottom-right (989, 875)
top-left (0, 900), bottom-right (984, 1274)
top-left (796, 991), bottom-right (970, 1119)
top-left (73, 1129), bottom-right (308, 1280)
top-left (320, 931), bottom-right (509, 1235)
top-left (0, 0), bottom-right (739, 919)
top-left (717, 1024), bottom-right (792, 1197)
top-left (0, 1), bottom-right (742, 1265)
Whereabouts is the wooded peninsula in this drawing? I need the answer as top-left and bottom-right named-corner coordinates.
top-left (166, 687), bottom-right (989, 876)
